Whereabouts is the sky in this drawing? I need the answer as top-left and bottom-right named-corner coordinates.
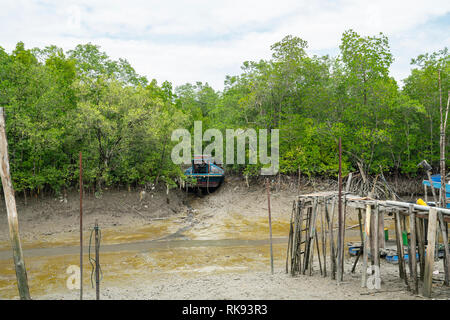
top-left (1, 0), bottom-right (449, 90)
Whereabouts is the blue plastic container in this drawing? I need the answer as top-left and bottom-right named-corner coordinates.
top-left (386, 253), bottom-right (420, 263)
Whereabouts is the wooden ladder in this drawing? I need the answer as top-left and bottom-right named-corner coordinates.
top-left (288, 198), bottom-right (318, 275)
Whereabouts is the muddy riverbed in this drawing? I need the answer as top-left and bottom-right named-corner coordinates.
top-left (0, 178), bottom-right (448, 300)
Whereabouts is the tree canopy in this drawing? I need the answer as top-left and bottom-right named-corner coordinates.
top-left (0, 30), bottom-right (448, 196)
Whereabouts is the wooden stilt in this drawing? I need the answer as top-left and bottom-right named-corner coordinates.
top-left (296, 203), bottom-right (304, 274)
top-left (361, 204), bottom-right (371, 287)
top-left (320, 201), bottom-right (327, 277)
top-left (423, 207), bottom-right (437, 297)
top-left (326, 198), bottom-right (337, 280)
top-left (379, 210), bottom-right (385, 249)
top-left (266, 179), bottom-right (274, 275)
top-left (286, 201), bottom-right (295, 274)
top-left (352, 209), bottom-right (364, 273)
top-left (374, 203), bottom-right (380, 268)
top-left (395, 210), bottom-right (408, 289)
top-left (416, 216), bottom-right (426, 281)
top-left (401, 214), bottom-right (407, 245)
top-left (308, 199), bottom-right (318, 276)
top-left (401, 213), bottom-right (412, 291)
top-left (341, 196), bottom-right (347, 279)
top-left (370, 210), bottom-right (376, 266)
top-left (290, 205), bottom-right (297, 275)
top-left (302, 203), bottom-right (313, 275)
top-left (292, 201), bottom-right (303, 275)
top-left (315, 229), bottom-right (322, 276)
top-left (408, 205), bottom-right (418, 294)
top-left (437, 212), bottom-right (449, 286)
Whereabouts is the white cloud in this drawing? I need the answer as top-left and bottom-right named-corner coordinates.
top-left (0, 0), bottom-right (449, 89)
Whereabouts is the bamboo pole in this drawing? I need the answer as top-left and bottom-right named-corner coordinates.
top-left (0, 108), bottom-right (31, 300)
top-left (438, 73), bottom-right (449, 209)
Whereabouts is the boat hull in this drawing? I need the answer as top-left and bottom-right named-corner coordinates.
top-left (187, 175), bottom-right (224, 188)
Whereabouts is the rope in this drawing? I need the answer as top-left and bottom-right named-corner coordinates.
top-left (88, 226), bottom-right (103, 289)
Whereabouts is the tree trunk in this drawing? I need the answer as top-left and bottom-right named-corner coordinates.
top-left (439, 71), bottom-right (450, 209)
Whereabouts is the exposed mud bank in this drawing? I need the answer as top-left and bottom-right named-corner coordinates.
top-left (0, 175), bottom-right (447, 300)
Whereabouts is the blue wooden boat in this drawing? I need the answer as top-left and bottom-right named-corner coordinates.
top-left (184, 155), bottom-right (224, 188)
top-left (422, 174), bottom-right (450, 208)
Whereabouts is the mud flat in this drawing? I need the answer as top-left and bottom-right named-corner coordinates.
top-left (0, 178), bottom-right (448, 300)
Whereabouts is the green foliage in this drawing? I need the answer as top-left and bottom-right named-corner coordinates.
top-left (0, 33), bottom-right (447, 196)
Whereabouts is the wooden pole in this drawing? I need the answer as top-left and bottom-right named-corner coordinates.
top-left (408, 205), bottom-right (418, 294)
top-left (378, 211), bottom-right (385, 249)
top-left (394, 210), bottom-right (407, 284)
top-left (423, 207), bottom-right (437, 297)
top-left (308, 198), bottom-right (318, 276)
top-left (293, 202), bottom-right (303, 275)
top-left (0, 108), bottom-right (31, 300)
top-left (302, 205), bottom-right (312, 274)
top-left (361, 204), bottom-right (371, 287)
top-left (351, 209), bottom-right (364, 273)
top-left (95, 220), bottom-right (100, 300)
top-left (320, 202), bottom-right (327, 277)
top-left (345, 172), bottom-right (353, 192)
top-left (286, 201), bottom-right (295, 274)
top-left (315, 229), bottom-right (322, 276)
top-left (266, 178), bottom-right (274, 274)
top-left (374, 203), bottom-right (380, 268)
top-left (326, 198), bottom-right (337, 280)
top-left (425, 171), bottom-right (438, 205)
top-left (337, 137), bottom-right (343, 283)
top-left (370, 212), bottom-right (376, 267)
top-left (438, 212), bottom-right (450, 286)
top-left (79, 151), bottom-right (83, 300)
top-left (416, 216), bottom-right (426, 281)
